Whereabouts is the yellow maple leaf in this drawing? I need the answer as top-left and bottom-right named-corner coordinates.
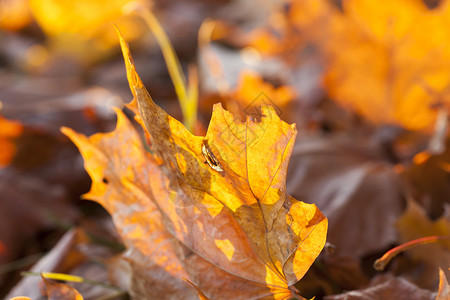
top-left (62, 30), bottom-right (327, 299)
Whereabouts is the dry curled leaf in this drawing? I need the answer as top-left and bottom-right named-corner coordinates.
top-left (62, 30), bottom-right (327, 299)
top-left (64, 109), bottom-right (283, 299)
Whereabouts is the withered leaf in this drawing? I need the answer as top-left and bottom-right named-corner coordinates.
top-left (324, 274), bottom-right (435, 300)
top-left (118, 28), bottom-right (327, 289)
top-left (63, 109), bottom-right (293, 299)
top-left (6, 230), bottom-right (85, 299)
top-left (62, 30), bottom-right (327, 299)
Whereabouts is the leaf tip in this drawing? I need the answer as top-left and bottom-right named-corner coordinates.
top-left (115, 25), bottom-right (140, 91)
top-left (60, 126), bottom-right (75, 139)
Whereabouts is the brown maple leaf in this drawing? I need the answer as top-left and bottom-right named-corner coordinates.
top-left (62, 30), bottom-right (327, 299)
top-left (286, 134), bottom-right (405, 259)
top-left (324, 274), bottom-right (435, 300)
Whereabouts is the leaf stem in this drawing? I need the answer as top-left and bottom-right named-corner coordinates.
top-left (373, 235), bottom-right (450, 271)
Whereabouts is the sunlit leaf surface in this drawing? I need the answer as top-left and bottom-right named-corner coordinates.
top-left (62, 30), bottom-right (327, 299)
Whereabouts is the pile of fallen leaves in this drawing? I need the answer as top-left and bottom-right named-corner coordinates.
top-left (0, 0), bottom-right (450, 299)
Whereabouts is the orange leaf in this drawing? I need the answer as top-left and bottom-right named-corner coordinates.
top-left (118, 27), bottom-right (327, 288)
top-left (251, 0), bottom-right (450, 130)
top-left (320, 0), bottom-right (450, 130)
top-left (63, 109), bottom-right (291, 299)
top-left (62, 30), bottom-right (327, 299)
